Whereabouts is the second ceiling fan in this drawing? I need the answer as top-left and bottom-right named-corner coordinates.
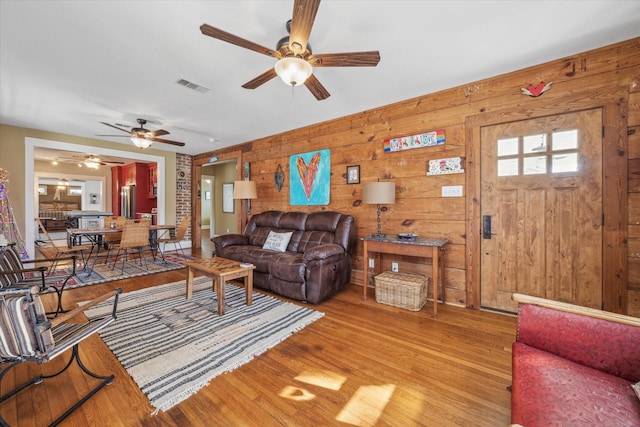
top-left (200, 0), bottom-right (380, 100)
top-left (99, 119), bottom-right (186, 148)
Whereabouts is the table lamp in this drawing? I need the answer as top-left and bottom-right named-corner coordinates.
top-left (363, 181), bottom-right (395, 237)
top-left (233, 180), bottom-right (257, 215)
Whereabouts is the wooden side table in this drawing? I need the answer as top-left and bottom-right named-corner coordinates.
top-left (362, 236), bottom-right (447, 318)
top-left (185, 257), bottom-right (255, 315)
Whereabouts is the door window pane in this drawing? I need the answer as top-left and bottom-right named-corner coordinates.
top-left (523, 156), bottom-right (547, 175)
top-left (497, 158), bottom-right (519, 176)
top-left (552, 153), bottom-right (578, 173)
top-left (497, 138), bottom-right (519, 156)
top-left (553, 129), bottom-right (578, 151)
top-left (523, 134), bottom-right (547, 154)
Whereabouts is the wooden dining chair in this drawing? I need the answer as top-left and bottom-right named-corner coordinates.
top-left (158, 216), bottom-right (191, 261)
top-left (101, 216), bottom-right (128, 266)
top-left (35, 218), bottom-right (94, 271)
top-left (110, 221), bottom-right (151, 274)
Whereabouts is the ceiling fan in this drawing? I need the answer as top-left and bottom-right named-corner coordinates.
top-left (98, 118), bottom-right (186, 148)
top-left (200, 0), bottom-right (380, 100)
top-left (56, 154), bottom-right (125, 169)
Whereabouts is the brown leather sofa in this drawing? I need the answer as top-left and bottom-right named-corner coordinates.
top-left (212, 211), bottom-right (355, 304)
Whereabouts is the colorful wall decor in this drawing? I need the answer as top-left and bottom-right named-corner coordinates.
top-left (384, 129), bottom-right (445, 153)
top-left (427, 157), bottom-right (465, 175)
top-left (290, 149), bottom-right (330, 205)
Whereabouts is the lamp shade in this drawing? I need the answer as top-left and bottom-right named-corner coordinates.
top-left (233, 181), bottom-right (257, 199)
top-left (363, 182), bottom-right (395, 204)
top-left (274, 57), bottom-right (313, 87)
top-left (131, 137), bottom-right (152, 149)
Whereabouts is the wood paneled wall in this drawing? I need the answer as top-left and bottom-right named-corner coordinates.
top-left (194, 38), bottom-right (640, 315)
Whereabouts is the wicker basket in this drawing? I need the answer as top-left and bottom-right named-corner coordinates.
top-left (375, 271), bottom-right (428, 311)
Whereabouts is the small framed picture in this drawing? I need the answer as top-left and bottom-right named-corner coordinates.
top-left (222, 183), bottom-right (234, 213)
top-left (346, 165), bottom-right (360, 184)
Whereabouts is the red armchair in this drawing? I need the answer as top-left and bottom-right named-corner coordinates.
top-left (511, 293), bottom-right (640, 427)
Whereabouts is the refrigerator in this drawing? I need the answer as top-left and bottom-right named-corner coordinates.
top-left (121, 185), bottom-right (136, 219)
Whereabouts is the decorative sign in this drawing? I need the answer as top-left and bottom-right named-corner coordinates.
top-left (289, 149), bottom-right (330, 205)
top-left (427, 157), bottom-right (465, 176)
top-left (384, 129), bottom-right (445, 153)
top-left (521, 81), bottom-right (552, 97)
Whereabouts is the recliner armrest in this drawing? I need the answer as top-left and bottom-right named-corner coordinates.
top-left (213, 234), bottom-right (249, 249)
top-left (303, 244), bottom-right (345, 262)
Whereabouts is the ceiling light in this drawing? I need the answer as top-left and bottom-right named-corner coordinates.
top-left (84, 160), bottom-right (100, 169)
top-left (274, 57), bottom-right (312, 87)
top-left (52, 160), bottom-right (58, 165)
top-left (131, 137), bottom-right (152, 149)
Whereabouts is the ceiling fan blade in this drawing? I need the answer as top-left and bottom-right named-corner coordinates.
top-left (147, 129), bottom-right (170, 137)
top-left (289, 0), bottom-right (320, 55)
top-left (152, 137), bottom-right (186, 147)
top-left (304, 74), bottom-right (330, 100)
top-left (200, 24), bottom-right (281, 59)
top-left (242, 68), bottom-right (278, 89)
top-left (99, 122), bottom-right (131, 134)
top-left (309, 51), bottom-right (381, 67)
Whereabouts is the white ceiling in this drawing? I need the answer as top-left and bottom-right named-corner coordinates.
top-left (2, 1), bottom-right (639, 157)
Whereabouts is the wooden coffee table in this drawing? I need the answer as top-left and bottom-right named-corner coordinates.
top-left (185, 257), bottom-right (256, 315)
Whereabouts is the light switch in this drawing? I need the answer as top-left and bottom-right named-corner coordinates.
top-left (442, 185), bottom-right (463, 197)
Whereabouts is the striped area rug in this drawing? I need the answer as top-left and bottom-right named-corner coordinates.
top-left (84, 276), bottom-right (324, 413)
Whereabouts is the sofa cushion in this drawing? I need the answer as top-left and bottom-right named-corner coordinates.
top-left (511, 342), bottom-right (640, 426)
top-left (278, 212), bottom-right (308, 230)
top-left (248, 227), bottom-right (275, 247)
top-left (262, 231), bottom-right (293, 252)
top-left (218, 245), bottom-right (248, 262)
top-left (242, 248), bottom-right (280, 272)
top-left (269, 252), bottom-right (305, 282)
top-left (297, 230), bottom-right (336, 253)
top-left (306, 211), bottom-right (341, 232)
top-left (254, 211), bottom-right (284, 227)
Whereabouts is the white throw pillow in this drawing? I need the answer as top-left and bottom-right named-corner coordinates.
top-left (262, 231), bottom-right (293, 252)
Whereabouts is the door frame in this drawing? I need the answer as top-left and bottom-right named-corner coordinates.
top-left (465, 86), bottom-right (628, 313)
top-left (191, 150), bottom-right (242, 249)
top-left (201, 175), bottom-right (215, 233)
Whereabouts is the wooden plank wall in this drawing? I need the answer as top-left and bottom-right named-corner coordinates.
top-left (628, 89), bottom-right (640, 316)
top-left (195, 38), bottom-right (640, 315)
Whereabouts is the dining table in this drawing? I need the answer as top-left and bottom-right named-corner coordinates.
top-left (67, 224), bottom-right (176, 276)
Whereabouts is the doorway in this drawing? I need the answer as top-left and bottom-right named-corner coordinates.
top-left (193, 155), bottom-right (242, 250)
top-left (479, 109), bottom-right (603, 312)
top-left (201, 175), bottom-right (215, 234)
top-left (25, 137), bottom-right (167, 259)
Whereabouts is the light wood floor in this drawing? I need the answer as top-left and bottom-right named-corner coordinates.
top-left (1, 246), bottom-right (516, 426)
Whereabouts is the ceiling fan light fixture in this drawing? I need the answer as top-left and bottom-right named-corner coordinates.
top-left (84, 160), bottom-right (100, 169)
top-left (274, 57), bottom-right (312, 87)
top-left (131, 136), bottom-right (152, 149)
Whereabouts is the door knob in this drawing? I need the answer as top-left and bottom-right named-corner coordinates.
top-left (483, 215), bottom-right (492, 239)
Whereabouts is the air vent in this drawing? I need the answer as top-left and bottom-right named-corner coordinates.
top-left (176, 78), bottom-right (210, 94)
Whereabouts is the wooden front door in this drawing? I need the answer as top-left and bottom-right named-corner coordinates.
top-left (480, 109), bottom-right (603, 312)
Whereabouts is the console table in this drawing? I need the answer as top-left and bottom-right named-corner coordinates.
top-left (362, 235), bottom-right (447, 317)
